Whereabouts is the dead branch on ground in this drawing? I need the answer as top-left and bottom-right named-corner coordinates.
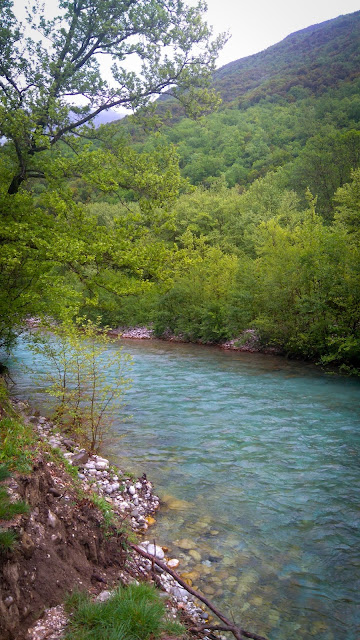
top-left (130, 542), bottom-right (268, 640)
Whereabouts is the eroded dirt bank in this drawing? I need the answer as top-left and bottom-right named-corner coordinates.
top-left (0, 456), bottom-right (129, 639)
top-left (0, 402), bottom-right (217, 640)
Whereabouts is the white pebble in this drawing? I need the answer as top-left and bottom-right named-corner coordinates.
top-left (146, 544), bottom-right (165, 560)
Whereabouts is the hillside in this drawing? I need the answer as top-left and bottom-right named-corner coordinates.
top-left (214, 11), bottom-right (360, 105)
top-left (214, 11), bottom-right (360, 106)
top-left (154, 10), bottom-right (360, 119)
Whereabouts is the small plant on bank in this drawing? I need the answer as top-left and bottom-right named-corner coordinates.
top-left (27, 318), bottom-right (133, 452)
top-left (88, 493), bottom-right (136, 542)
top-left (0, 465), bottom-right (29, 552)
top-left (47, 446), bottom-right (81, 482)
top-left (89, 493), bottom-right (117, 535)
top-left (65, 582), bottom-right (186, 640)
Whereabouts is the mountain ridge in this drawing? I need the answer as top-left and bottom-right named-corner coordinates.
top-left (212, 10), bottom-right (360, 105)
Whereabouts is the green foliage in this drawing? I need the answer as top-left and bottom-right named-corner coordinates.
top-left (334, 167), bottom-right (360, 236)
top-left (237, 193), bottom-right (360, 369)
top-left (288, 129), bottom-right (360, 218)
top-left (65, 582), bottom-right (186, 640)
top-left (27, 319), bottom-right (133, 452)
top-left (154, 244), bottom-right (238, 343)
top-left (0, 0), bottom-right (225, 347)
top-left (0, 145), bottom-right (183, 347)
top-left (0, 0), bottom-right (225, 195)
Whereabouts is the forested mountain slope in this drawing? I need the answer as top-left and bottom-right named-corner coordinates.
top-left (133, 12), bottom-right (360, 216)
top-left (213, 11), bottom-right (360, 106)
top-left (107, 11), bottom-right (360, 371)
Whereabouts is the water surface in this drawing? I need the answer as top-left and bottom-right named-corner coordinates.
top-left (9, 338), bottom-right (360, 640)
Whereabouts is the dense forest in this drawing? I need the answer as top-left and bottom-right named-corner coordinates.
top-left (1, 3), bottom-right (359, 374)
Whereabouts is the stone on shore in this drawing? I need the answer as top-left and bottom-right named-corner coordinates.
top-left (146, 543), bottom-right (165, 560)
top-left (94, 457), bottom-right (109, 470)
top-left (71, 450), bottom-right (89, 466)
top-left (167, 558), bottom-right (180, 569)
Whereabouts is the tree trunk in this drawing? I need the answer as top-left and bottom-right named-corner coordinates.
top-left (8, 173), bottom-right (26, 195)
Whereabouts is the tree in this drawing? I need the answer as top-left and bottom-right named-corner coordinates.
top-left (0, 1), bottom-right (226, 348)
top-left (238, 193), bottom-right (360, 371)
top-left (0, 0), bottom-right (226, 194)
top-left (153, 240), bottom-right (239, 342)
top-left (333, 166), bottom-right (360, 236)
top-left (289, 129), bottom-right (360, 218)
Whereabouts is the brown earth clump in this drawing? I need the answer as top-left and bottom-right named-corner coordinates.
top-left (0, 458), bottom-right (127, 640)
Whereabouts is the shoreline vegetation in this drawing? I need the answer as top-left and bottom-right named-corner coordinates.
top-left (24, 318), bottom-right (350, 379)
top-left (110, 326), bottom-right (280, 355)
top-left (0, 384), bottom-right (268, 640)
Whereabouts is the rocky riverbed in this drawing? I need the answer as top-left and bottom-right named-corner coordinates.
top-left (108, 325), bottom-right (279, 354)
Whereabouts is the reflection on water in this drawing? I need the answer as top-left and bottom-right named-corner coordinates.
top-left (8, 337), bottom-right (360, 640)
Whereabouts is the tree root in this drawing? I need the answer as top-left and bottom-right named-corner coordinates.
top-left (130, 543), bottom-right (268, 640)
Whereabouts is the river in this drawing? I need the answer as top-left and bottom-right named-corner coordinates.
top-left (8, 337), bottom-right (360, 640)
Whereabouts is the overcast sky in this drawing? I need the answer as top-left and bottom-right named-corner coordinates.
top-left (10, 0), bottom-right (359, 116)
top-left (11, 1), bottom-right (360, 68)
top-left (199, 0), bottom-right (360, 67)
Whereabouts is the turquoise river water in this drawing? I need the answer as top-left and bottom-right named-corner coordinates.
top-left (8, 337), bottom-right (360, 640)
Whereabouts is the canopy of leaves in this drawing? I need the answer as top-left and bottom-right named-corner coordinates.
top-left (0, 0), bottom-right (226, 193)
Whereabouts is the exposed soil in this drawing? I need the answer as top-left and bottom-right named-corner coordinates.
top-left (0, 457), bottom-right (129, 640)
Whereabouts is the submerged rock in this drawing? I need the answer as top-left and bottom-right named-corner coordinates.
top-left (162, 494), bottom-right (191, 510)
top-left (175, 538), bottom-right (194, 550)
top-left (189, 549), bottom-right (201, 562)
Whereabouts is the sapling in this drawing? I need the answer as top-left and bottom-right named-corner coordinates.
top-left (27, 318), bottom-right (133, 452)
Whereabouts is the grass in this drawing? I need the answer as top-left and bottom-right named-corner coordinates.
top-left (0, 415), bottom-right (39, 472)
top-left (65, 582), bottom-right (187, 640)
top-left (89, 493), bottom-right (117, 533)
top-left (0, 377), bottom-right (40, 472)
top-left (0, 529), bottom-right (17, 551)
top-left (0, 378), bottom-right (40, 474)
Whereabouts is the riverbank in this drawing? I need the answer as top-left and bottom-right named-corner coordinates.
top-left (0, 396), bottom-right (225, 640)
top-left (109, 325), bottom-right (281, 355)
